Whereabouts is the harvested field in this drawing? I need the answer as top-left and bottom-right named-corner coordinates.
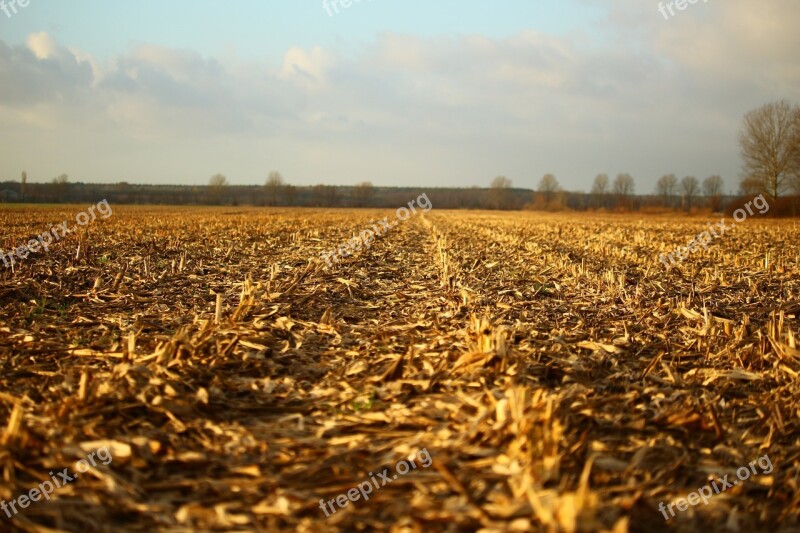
top-left (1, 205), bottom-right (799, 532)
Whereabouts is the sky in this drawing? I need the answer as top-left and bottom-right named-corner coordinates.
top-left (1, 0), bottom-right (799, 193)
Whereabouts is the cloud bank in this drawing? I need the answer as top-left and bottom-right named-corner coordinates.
top-left (1, 0), bottom-right (799, 190)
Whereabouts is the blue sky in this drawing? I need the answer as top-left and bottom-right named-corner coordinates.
top-left (1, 1), bottom-right (799, 191)
top-left (2, 1), bottom-right (604, 60)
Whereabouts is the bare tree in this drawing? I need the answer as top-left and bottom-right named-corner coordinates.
top-left (352, 181), bottom-right (375, 207)
top-left (264, 171), bottom-right (285, 206)
top-left (612, 173), bottom-right (635, 210)
top-left (490, 176), bottom-right (512, 209)
top-left (680, 176), bottom-right (699, 212)
top-left (591, 173), bottom-right (609, 195)
top-left (115, 181), bottom-right (131, 203)
top-left (208, 173), bottom-right (228, 204)
top-left (313, 184), bottom-right (338, 206)
top-left (702, 175), bottom-right (724, 197)
top-left (739, 100), bottom-right (800, 199)
top-left (794, 128), bottom-right (800, 194)
top-left (613, 173), bottom-right (635, 197)
top-left (209, 174), bottom-right (228, 187)
top-left (284, 184), bottom-right (297, 206)
top-left (740, 175), bottom-right (763, 196)
top-left (590, 173), bottom-right (609, 209)
top-left (655, 174), bottom-right (678, 208)
top-left (491, 176), bottom-right (512, 189)
top-left (538, 174), bottom-right (560, 205)
top-left (703, 174), bottom-right (724, 212)
top-left (51, 174), bottom-right (69, 202)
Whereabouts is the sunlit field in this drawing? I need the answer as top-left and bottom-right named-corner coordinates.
top-left (1, 206), bottom-right (798, 531)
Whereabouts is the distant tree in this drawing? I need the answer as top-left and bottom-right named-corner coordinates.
top-left (702, 175), bottom-right (723, 197)
top-left (739, 175), bottom-right (764, 196)
top-left (739, 99), bottom-right (800, 199)
top-left (21, 171), bottom-right (27, 199)
top-left (490, 176), bottom-right (512, 209)
top-left (208, 173), bottom-right (228, 205)
top-left (612, 173), bottom-right (635, 211)
top-left (352, 181), bottom-right (375, 207)
top-left (209, 174), bottom-right (228, 188)
top-left (538, 174), bottom-right (561, 205)
top-left (284, 184), bottom-right (297, 206)
top-left (466, 185), bottom-right (485, 209)
top-left (264, 171), bottom-right (285, 206)
top-left (590, 173), bottom-right (609, 209)
top-left (681, 175), bottom-right (699, 212)
top-left (613, 173), bottom-right (635, 197)
top-left (491, 176), bottom-right (512, 189)
top-left (115, 181), bottom-right (131, 204)
top-left (655, 174), bottom-right (678, 208)
top-left (703, 175), bottom-right (724, 212)
top-left (51, 174), bottom-right (69, 202)
top-left (591, 173), bottom-right (609, 195)
top-left (313, 184), bottom-right (338, 206)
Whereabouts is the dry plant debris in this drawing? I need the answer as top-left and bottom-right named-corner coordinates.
top-left (0, 205), bottom-right (799, 532)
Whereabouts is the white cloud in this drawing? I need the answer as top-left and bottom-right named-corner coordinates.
top-left (26, 32), bottom-right (58, 60)
top-left (2, 3), bottom-right (800, 190)
top-left (279, 46), bottom-right (332, 91)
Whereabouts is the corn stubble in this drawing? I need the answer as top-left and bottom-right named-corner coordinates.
top-left (0, 206), bottom-right (798, 532)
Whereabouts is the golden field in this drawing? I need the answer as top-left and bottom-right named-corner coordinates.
top-left (0, 205), bottom-right (798, 532)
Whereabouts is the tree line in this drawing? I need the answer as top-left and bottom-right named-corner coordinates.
top-left (3, 100), bottom-right (798, 214)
